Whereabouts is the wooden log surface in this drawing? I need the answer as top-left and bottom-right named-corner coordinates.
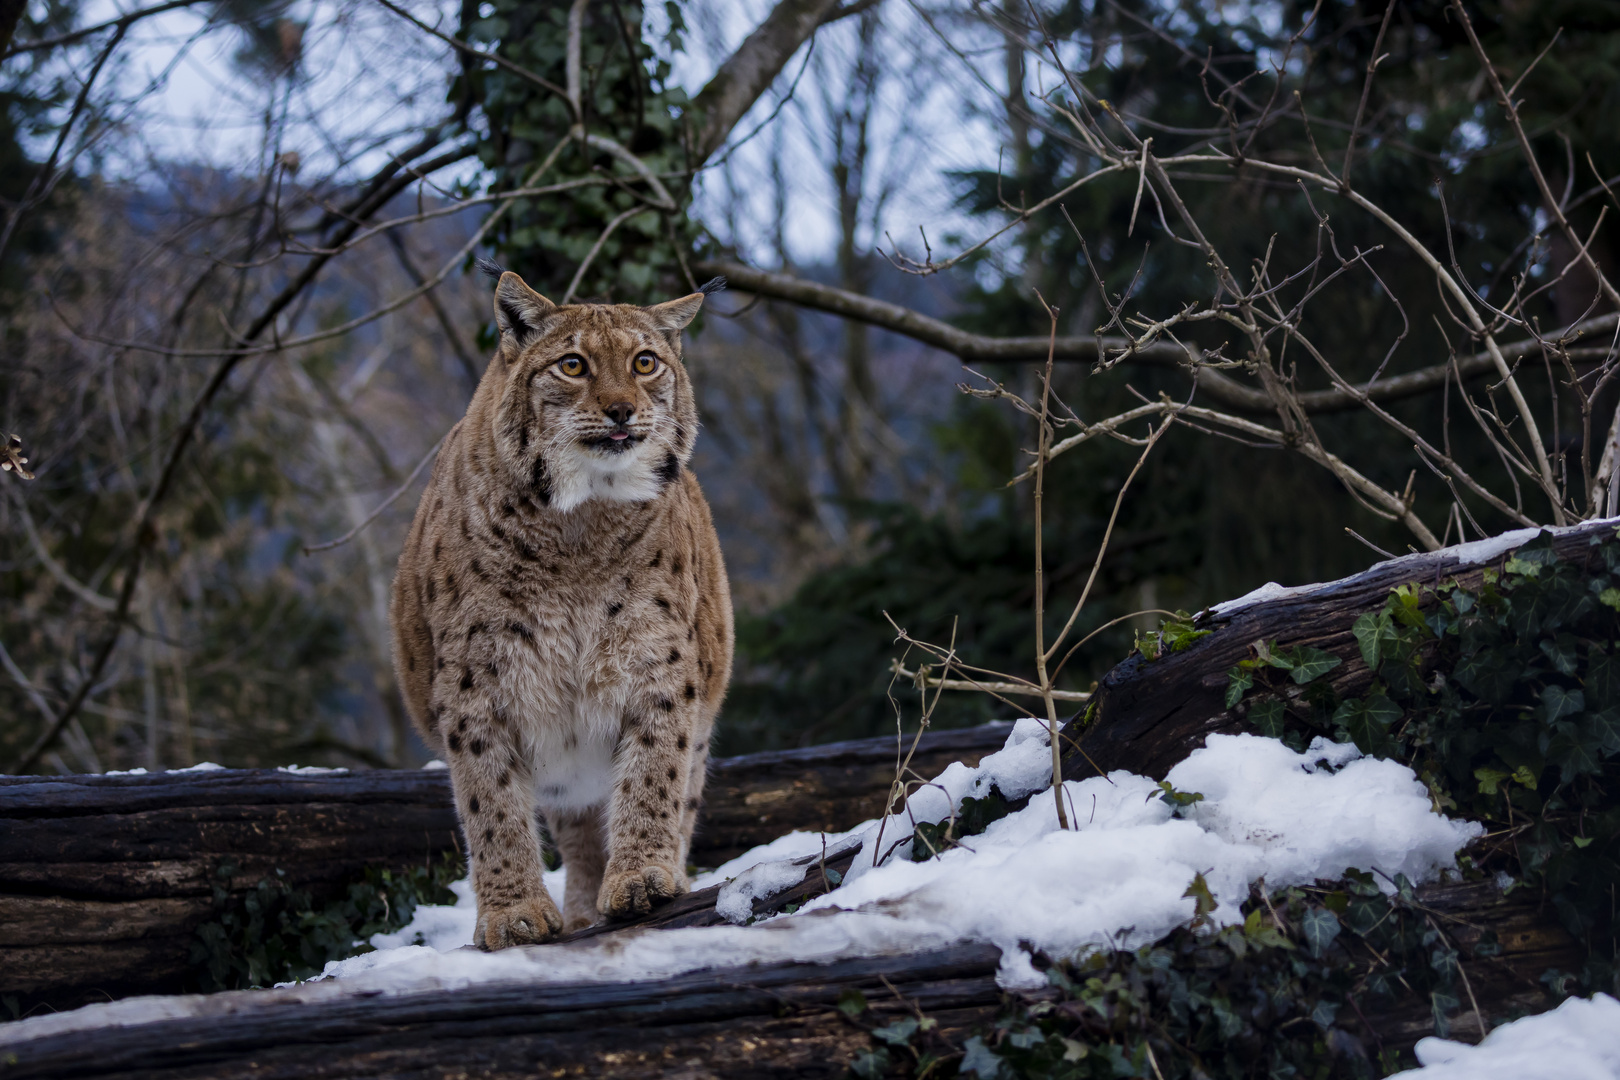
top-left (0, 724), bottom-right (1010, 1009)
top-left (0, 944), bottom-right (1009, 1080)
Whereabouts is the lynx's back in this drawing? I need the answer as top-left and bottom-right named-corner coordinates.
top-left (390, 271), bottom-right (733, 945)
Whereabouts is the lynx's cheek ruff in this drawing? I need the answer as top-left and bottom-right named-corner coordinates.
top-left (391, 270), bottom-right (734, 945)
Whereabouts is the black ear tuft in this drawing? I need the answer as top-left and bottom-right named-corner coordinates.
top-left (476, 256), bottom-right (507, 280)
top-left (697, 276), bottom-right (727, 296)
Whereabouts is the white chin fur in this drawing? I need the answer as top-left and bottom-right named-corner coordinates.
top-left (546, 441), bottom-right (664, 512)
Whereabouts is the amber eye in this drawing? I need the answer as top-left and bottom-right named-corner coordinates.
top-left (633, 352), bottom-right (659, 375)
top-left (556, 355), bottom-right (587, 377)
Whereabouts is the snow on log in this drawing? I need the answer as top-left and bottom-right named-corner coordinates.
top-left (0, 944), bottom-right (1008, 1080)
top-left (0, 725), bottom-right (1010, 1010)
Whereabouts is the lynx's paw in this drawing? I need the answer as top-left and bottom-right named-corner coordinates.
top-left (598, 862), bottom-right (686, 919)
top-left (475, 896), bottom-right (563, 950)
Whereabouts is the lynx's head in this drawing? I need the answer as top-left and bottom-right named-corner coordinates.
top-left (485, 270), bottom-right (720, 513)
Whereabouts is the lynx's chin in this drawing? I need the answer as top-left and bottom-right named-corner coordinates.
top-left (544, 437), bottom-right (668, 512)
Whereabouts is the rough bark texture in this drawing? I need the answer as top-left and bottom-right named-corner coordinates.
top-left (0, 945), bottom-right (1008, 1080)
top-left (0, 725), bottom-right (1008, 1010)
top-left (684, 0), bottom-right (845, 165)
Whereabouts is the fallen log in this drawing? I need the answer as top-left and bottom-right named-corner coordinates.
top-left (0, 944), bottom-right (1009, 1080)
top-left (1066, 519), bottom-right (1619, 781)
top-left (0, 872), bottom-right (1584, 1078)
top-left (0, 724), bottom-right (1010, 1011)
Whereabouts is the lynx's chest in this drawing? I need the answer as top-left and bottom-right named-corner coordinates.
top-left (469, 517), bottom-right (691, 809)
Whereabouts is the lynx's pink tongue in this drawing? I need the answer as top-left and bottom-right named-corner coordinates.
top-left (610, 431), bottom-right (628, 441)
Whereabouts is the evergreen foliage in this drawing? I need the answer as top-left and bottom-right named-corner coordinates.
top-left (189, 854), bottom-right (463, 991)
top-left (456, 0), bottom-right (701, 306)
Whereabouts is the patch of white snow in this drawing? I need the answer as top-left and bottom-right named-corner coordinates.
top-left (1388, 993), bottom-right (1620, 1080)
top-left (691, 827), bottom-right (867, 891)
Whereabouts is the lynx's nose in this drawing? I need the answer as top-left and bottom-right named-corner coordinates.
top-left (604, 401), bottom-right (634, 425)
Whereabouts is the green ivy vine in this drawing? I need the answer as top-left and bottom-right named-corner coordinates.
top-left (188, 854), bottom-right (463, 991)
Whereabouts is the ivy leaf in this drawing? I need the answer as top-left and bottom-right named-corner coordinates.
top-left (958, 1036), bottom-right (1004, 1079)
top-left (1584, 708), bottom-right (1620, 754)
top-left (1352, 611), bottom-right (1394, 668)
top-left (1226, 667), bottom-right (1254, 709)
top-left (871, 1018), bottom-right (919, 1046)
top-left (1588, 650), bottom-right (1620, 708)
top-left (1548, 730), bottom-right (1604, 782)
top-left (1333, 695), bottom-right (1401, 755)
top-left (1430, 990), bottom-right (1461, 1038)
top-left (1539, 635), bottom-right (1581, 677)
top-left (1157, 780), bottom-right (1206, 810)
top-left (1539, 685), bottom-right (1585, 725)
top-left (849, 1048), bottom-right (892, 1080)
top-left (1301, 906), bottom-right (1341, 957)
top-left (1249, 697), bottom-right (1286, 738)
top-left (1183, 871), bottom-right (1218, 932)
top-left (1286, 646), bottom-right (1343, 685)
top-left (1310, 999), bottom-right (1340, 1029)
top-left (1474, 766), bottom-right (1511, 795)
top-left (1389, 585), bottom-right (1432, 633)
top-left (1504, 555), bottom-right (1546, 578)
top-left (837, 988), bottom-right (868, 1018)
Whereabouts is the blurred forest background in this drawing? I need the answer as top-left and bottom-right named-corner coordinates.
top-left (2, 0), bottom-right (1617, 773)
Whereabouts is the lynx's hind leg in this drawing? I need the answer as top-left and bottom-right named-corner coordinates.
top-left (549, 806), bottom-right (607, 933)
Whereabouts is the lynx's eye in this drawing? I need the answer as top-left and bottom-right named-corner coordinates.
top-left (556, 355), bottom-right (587, 377)
top-left (633, 352), bottom-right (659, 375)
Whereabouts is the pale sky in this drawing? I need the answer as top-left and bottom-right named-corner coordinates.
top-left (53, 0), bottom-right (1021, 269)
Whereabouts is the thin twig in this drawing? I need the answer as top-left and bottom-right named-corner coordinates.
top-left (303, 427), bottom-right (453, 555)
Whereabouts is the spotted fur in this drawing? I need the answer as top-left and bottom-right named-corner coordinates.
top-left (391, 272), bottom-right (734, 948)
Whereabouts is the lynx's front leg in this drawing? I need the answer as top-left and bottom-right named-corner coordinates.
top-left (438, 688), bottom-right (561, 948)
top-left (600, 693), bottom-right (696, 918)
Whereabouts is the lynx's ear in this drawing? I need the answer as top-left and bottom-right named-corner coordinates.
top-left (493, 271), bottom-right (555, 345)
top-left (644, 293), bottom-right (704, 337)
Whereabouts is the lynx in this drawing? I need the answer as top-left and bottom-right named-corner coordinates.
top-left (390, 268), bottom-right (734, 948)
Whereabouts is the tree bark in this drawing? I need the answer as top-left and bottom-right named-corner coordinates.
top-left (685, 0), bottom-right (847, 166)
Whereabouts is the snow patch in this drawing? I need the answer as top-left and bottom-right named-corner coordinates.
top-left (276, 764), bottom-right (348, 775)
top-left (1207, 520), bottom-right (1620, 618)
top-left (716, 860), bottom-right (809, 923)
top-left (1389, 993), bottom-right (1620, 1080)
top-left (692, 827), bottom-right (866, 892)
